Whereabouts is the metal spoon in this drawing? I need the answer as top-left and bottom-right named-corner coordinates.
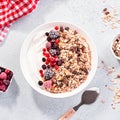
top-left (59, 87), bottom-right (100, 120)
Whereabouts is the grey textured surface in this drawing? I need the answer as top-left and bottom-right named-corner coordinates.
top-left (0, 0), bottom-right (120, 120)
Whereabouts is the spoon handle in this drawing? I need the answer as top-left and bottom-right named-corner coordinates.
top-left (58, 108), bottom-right (75, 120)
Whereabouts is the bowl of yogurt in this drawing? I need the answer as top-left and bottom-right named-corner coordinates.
top-left (20, 22), bottom-right (98, 98)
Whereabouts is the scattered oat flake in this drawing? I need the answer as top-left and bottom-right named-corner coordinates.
top-left (108, 86), bottom-right (115, 91)
top-left (101, 99), bottom-right (106, 104)
top-left (115, 74), bottom-right (120, 79)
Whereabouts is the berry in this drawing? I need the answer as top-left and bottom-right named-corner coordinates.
top-left (0, 84), bottom-right (6, 92)
top-left (49, 49), bottom-right (57, 56)
top-left (45, 53), bottom-right (50, 57)
top-left (45, 60), bottom-right (49, 65)
top-left (49, 30), bottom-right (60, 39)
top-left (42, 57), bottom-right (46, 62)
top-left (56, 49), bottom-right (60, 55)
top-left (3, 80), bottom-right (10, 86)
top-left (38, 81), bottom-right (43, 86)
top-left (47, 65), bottom-right (51, 69)
top-left (56, 60), bottom-right (62, 66)
top-left (42, 48), bottom-right (46, 52)
top-left (0, 72), bottom-right (7, 80)
top-left (54, 65), bottom-right (59, 70)
top-left (50, 57), bottom-right (56, 63)
top-left (53, 43), bottom-right (58, 49)
top-left (5, 69), bottom-right (10, 74)
top-left (43, 80), bottom-right (52, 89)
top-left (46, 42), bottom-right (51, 49)
top-left (43, 52), bottom-right (46, 56)
top-left (47, 37), bottom-right (51, 42)
top-left (45, 32), bottom-right (49, 36)
top-left (55, 39), bottom-right (59, 44)
top-left (44, 69), bottom-right (54, 80)
top-left (54, 26), bottom-right (59, 30)
top-left (39, 70), bottom-right (43, 74)
top-left (42, 64), bottom-right (46, 70)
top-left (40, 73), bottom-right (44, 77)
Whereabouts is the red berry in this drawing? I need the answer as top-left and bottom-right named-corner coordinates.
top-left (46, 60), bottom-right (49, 65)
top-left (45, 53), bottom-right (50, 57)
top-left (0, 72), bottom-right (7, 80)
top-left (42, 48), bottom-right (46, 52)
top-left (54, 65), bottom-right (59, 70)
top-left (5, 69), bottom-right (10, 74)
top-left (43, 52), bottom-right (46, 56)
top-left (50, 57), bottom-right (56, 63)
top-left (39, 70), bottom-right (43, 74)
top-left (41, 73), bottom-right (44, 77)
top-left (55, 39), bottom-right (59, 44)
top-left (54, 26), bottom-right (59, 30)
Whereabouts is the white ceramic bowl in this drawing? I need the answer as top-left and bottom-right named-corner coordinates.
top-left (111, 34), bottom-right (120, 60)
top-left (20, 22), bottom-right (98, 98)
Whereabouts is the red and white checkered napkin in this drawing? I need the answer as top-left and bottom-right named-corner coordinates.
top-left (0, 0), bottom-right (39, 43)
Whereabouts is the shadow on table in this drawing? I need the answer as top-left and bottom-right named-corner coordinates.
top-left (32, 89), bottom-right (81, 120)
top-left (0, 78), bottom-right (19, 108)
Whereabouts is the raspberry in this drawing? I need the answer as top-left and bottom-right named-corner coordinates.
top-left (5, 69), bottom-right (10, 74)
top-left (43, 80), bottom-right (52, 89)
top-left (45, 53), bottom-right (50, 57)
top-left (46, 42), bottom-right (51, 49)
top-left (0, 72), bottom-right (7, 80)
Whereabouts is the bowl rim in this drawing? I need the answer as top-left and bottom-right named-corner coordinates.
top-left (20, 21), bottom-right (98, 98)
top-left (111, 34), bottom-right (120, 60)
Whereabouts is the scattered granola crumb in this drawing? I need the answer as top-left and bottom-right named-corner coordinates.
top-left (115, 74), bottom-right (120, 79)
top-left (102, 7), bottom-right (120, 29)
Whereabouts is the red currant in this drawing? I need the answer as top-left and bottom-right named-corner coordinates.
top-left (54, 26), bottom-right (59, 30)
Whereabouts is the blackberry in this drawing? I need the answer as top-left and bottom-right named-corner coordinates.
top-left (56, 60), bottom-right (62, 66)
top-left (49, 49), bottom-right (57, 56)
top-left (44, 69), bottom-right (54, 80)
top-left (56, 49), bottom-right (60, 55)
top-left (49, 30), bottom-right (60, 39)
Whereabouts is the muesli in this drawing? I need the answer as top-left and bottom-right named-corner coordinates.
top-left (38, 26), bottom-right (91, 93)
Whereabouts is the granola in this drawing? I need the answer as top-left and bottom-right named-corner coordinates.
top-left (38, 26), bottom-right (91, 93)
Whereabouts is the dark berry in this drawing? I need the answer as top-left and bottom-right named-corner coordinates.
top-left (60, 26), bottom-right (64, 32)
top-left (45, 32), bottom-right (49, 36)
top-left (49, 49), bottom-right (57, 56)
top-left (38, 81), bottom-right (43, 86)
top-left (44, 69), bottom-right (54, 80)
top-left (42, 64), bottom-right (46, 70)
top-left (56, 60), bottom-right (62, 66)
top-left (47, 37), bottom-right (52, 42)
top-left (0, 67), bottom-right (5, 73)
top-left (56, 49), bottom-right (60, 55)
top-left (47, 65), bottom-right (51, 69)
top-left (42, 57), bottom-right (46, 62)
top-left (65, 27), bottom-right (69, 31)
top-left (49, 30), bottom-right (60, 39)
top-left (53, 43), bottom-right (58, 49)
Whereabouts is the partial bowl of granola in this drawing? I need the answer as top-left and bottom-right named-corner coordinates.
top-left (20, 22), bottom-right (98, 98)
top-left (111, 34), bottom-right (120, 60)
